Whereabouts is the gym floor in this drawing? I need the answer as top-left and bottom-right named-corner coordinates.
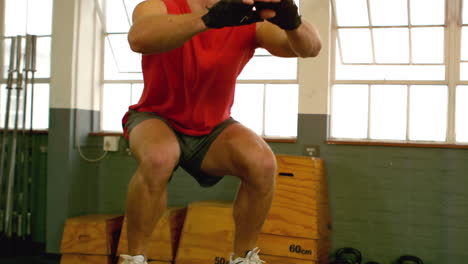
top-left (0, 239), bottom-right (60, 264)
top-left (0, 255), bottom-right (60, 264)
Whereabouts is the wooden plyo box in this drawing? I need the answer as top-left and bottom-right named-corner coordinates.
top-left (60, 254), bottom-right (113, 264)
top-left (60, 214), bottom-right (124, 256)
top-left (175, 155), bottom-right (331, 264)
top-left (260, 254), bottom-right (317, 264)
top-left (258, 233), bottom-right (317, 261)
top-left (261, 155), bottom-right (331, 239)
top-left (117, 207), bottom-right (187, 261)
top-left (175, 201), bottom-right (235, 264)
top-left (117, 259), bottom-right (171, 264)
top-left (174, 200), bottom-right (330, 264)
top-left (257, 233), bottom-right (330, 264)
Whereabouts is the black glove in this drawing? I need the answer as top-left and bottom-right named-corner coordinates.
top-left (202, 0), bottom-right (263, 29)
top-left (254, 0), bottom-right (302, 30)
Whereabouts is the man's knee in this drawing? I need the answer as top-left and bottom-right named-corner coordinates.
top-left (242, 147), bottom-right (277, 192)
top-left (137, 148), bottom-right (179, 187)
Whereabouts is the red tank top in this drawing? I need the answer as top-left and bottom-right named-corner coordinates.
top-left (122, 0), bottom-right (257, 137)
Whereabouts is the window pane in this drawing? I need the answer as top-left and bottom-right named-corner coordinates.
top-left (231, 84), bottom-right (264, 135)
top-left (106, 0), bottom-right (131, 33)
top-left (102, 84), bottom-right (132, 131)
top-left (456, 86), bottom-right (468, 143)
top-left (107, 34), bottom-right (141, 73)
top-left (335, 63), bottom-right (445, 81)
top-left (464, 0), bottom-right (468, 24)
top-left (36, 37), bottom-right (52, 78)
top-left (238, 57), bottom-right (297, 80)
top-left (104, 36), bottom-right (143, 80)
top-left (131, 83), bottom-right (144, 105)
top-left (338, 29), bottom-right (373, 63)
top-left (374, 28), bottom-right (409, 63)
top-left (409, 85), bottom-right (447, 141)
top-left (331, 85), bottom-right (369, 139)
top-left (264, 84), bottom-right (298, 138)
top-left (21, 82), bottom-right (34, 130)
top-left (0, 84), bottom-right (49, 129)
top-left (369, 0), bottom-right (408, 26)
top-left (104, 44), bottom-right (142, 80)
top-left (255, 48), bottom-right (271, 56)
top-left (410, 0), bottom-right (445, 25)
top-left (461, 27), bottom-right (468, 60)
top-left (461, 63), bottom-right (468, 81)
top-left (5, 0), bottom-right (52, 36)
top-left (124, 0), bottom-right (142, 23)
top-left (411, 27), bottom-right (444, 64)
top-left (27, 0), bottom-right (53, 35)
top-left (3, 38), bottom-right (13, 79)
top-left (370, 85), bottom-right (407, 140)
top-left (334, 0), bottom-right (369, 26)
top-left (29, 84), bottom-right (50, 130)
top-left (4, 0), bottom-right (27, 36)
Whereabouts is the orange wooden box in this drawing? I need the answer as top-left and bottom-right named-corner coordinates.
top-left (117, 259), bottom-right (171, 264)
top-left (117, 207), bottom-right (187, 261)
top-left (60, 214), bottom-right (124, 255)
top-left (175, 201), bottom-right (330, 264)
top-left (60, 254), bottom-right (113, 264)
top-left (258, 233), bottom-right (330, 263)
top-left (261, 155), bottom-right (331, 239)
top-left (260, 254), bottom-right (317, 264)
top-left (175, 201), bottom-right (235, 264)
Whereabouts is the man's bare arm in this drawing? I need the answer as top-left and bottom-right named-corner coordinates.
top-left (255, 0), bottom-right (321, 58)
top-left (128, 0), bottom-right (282, 55)
top-left (256, 19), bottom-right (321, 58)
top-left (128, 0), bottom-right (208, 54)
top-left (285, 20), bottom-right (322, 58)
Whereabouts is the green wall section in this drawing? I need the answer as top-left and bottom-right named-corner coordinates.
top-left (46, 109), bottom-right (103, 253)
top-left (44, 110), bottom-right (468, 264)
top-left (30, 134), bottom-right (48, 244)
top-left (324, 144), bottom-right (468, 263)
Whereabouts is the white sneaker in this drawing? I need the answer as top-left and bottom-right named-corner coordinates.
top-left (120, 254), bottom-right (148, 264)
top-left (230, 248), bottom-right (266, 264)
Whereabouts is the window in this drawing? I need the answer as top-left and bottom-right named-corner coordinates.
top-left (330, 0), bottom-right (468, 144)
top-left (0, 0), bottom-right (52, 130)
top-left (100, 0), bottom-right (300, 139)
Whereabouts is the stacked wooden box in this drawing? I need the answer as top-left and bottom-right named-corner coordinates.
top-left (258, 155), bottom-right (331, 264)
top-left (175, 201), bottom-right (235, 264)
top-left (116, 207), bottom-right (187, 264)
top-left (175, 155), bottom-right (331, 264)
top-left (60, 214), bottom-right (124, 264)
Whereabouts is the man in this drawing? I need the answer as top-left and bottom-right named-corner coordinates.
top-left (120, 0), bottom-right (321, 263)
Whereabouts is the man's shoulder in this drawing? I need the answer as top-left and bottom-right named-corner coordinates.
top-left (133, 0), bottom-right (169, 19)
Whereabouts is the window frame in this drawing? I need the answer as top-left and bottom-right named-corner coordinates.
top-left (328, 0), bottom-right (468, 146)
top-left (0, 0), bottom-right (52, 131)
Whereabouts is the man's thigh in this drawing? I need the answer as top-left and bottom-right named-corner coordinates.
top-left (200, 123), bottom-right (275, 179)
top-left (127, 114), bottom-right (180, 165)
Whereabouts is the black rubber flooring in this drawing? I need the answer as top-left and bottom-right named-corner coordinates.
top-left (0, 238), bottom-right (60, 264)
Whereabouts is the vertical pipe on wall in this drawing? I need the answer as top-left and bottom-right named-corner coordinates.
top-left (0, 0), bottom-right (5, 84)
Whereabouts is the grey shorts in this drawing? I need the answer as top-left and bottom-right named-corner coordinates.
top-left (124, 111), bottom-right (238, 187)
